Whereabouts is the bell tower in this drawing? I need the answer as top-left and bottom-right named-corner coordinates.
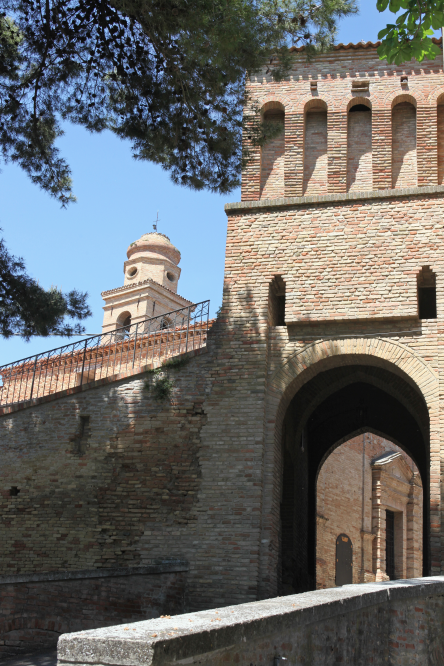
top-left (101, 232), bottom-right (193, 334)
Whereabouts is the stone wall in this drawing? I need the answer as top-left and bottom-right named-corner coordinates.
top-left (0, 563), bottom-right (187, 659)
top-left (57, 578), bottom-right (444, 666)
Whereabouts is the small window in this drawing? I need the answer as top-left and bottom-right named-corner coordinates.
top-left (127, 266), bottom-right (138, 277)
top-left (166, 272), bottom-right (175, 282)
top-left (417, 267), bottom-right (437, 319)
top-left (9, 486), bottom-right (20, 497)
top-left (269, 276), bottom-right (285, 326)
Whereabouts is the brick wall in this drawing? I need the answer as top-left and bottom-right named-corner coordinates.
top-left (0, 356), bottom-right (209, 576)
top-left (392, 102), bottom-right (417, 188)
top-left (0, 565), bottom-right (186, 659)
top-left (303, 108), bottom-right (328, 195)
top-left (316, 433), bottom-right (422, 589)
top-left (347, 109), bottom-right (372, 192)
top-left (260, 114), bottom-right (285, 199)
top-left (438, 104), bottom-right (444, 185)
top-left (242, 44), bottom-right (442, 200)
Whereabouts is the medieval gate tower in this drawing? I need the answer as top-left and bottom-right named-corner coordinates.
top-left (220, 37), bottom-right (444, 595)
top-left (1, 39), bottom-right (444, 651)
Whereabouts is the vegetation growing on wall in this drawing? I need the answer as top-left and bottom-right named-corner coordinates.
top-left (144, 355), bottom-right (190, 401)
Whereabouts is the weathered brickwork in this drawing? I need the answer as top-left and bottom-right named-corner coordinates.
top-left (316, 433), bottom-right (422, 589)
top-left (242, 40), bottom-right (443, 201)
top-left (303, 106), bottom-right (328, 195)
top-left (392, 102), bottom-right (417, 188)
top-left (438, 103), bottom-right (444, 185)
top-left (260, 112), bottom-right (285, 199)
top-left (1, 43), bottom-right (444, 644)
top-left (0, 566), bottom-right (186, 659)
top-left (0, 353), bottom-right (209, 576)
top-left (347, 108), bottom-right (372, 192)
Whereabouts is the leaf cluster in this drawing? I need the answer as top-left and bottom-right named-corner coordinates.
top-left (377, 0), bottom-right (443, 64)
top-left (0, 0), bottom-right (357, 203)
top-left (0, 233), bottom-right (91, 339)
top-left (144, 354), bottom-right (189, 400)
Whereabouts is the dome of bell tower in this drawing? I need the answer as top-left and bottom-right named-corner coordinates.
top-left (127, 232), bottom-right (181, 266)
top-left (123, 232), bottom-right (181, 292)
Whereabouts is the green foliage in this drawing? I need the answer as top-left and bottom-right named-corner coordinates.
top-left (0, 233), bottom-right (91, 339)
top-left (161, 355), bottom-right (190, 370)
top-left (377, 0), bottom-right (443, 64)
top-left (147, 373), bottom-right (176, 400)
top-left (144, 354), bottom-right (189, 400)
top-left (0, 0), bottom-right (357, 204)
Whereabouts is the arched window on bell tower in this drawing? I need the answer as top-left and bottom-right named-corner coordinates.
top-left (116, 311), bottom-right (132, 339)
top-left (417, 267), bottom-right (437, 319)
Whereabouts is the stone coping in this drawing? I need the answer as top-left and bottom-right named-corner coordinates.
top-left (58, 577), bottom-right (444, 666)
top-left (0, 561), bottom-right (189, 586)
top-left (224, 185), bottom-right (444, 213)
top-left (0, 347), bottom-right (207, 418)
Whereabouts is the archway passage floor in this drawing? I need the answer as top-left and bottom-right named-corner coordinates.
top-left (3, 649), bottom-right (57, 666)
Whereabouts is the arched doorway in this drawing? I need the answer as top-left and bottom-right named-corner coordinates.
top-left (316, 432), bottom-right (423, 589)
top-left (277, 363), bottom-right (430, 595)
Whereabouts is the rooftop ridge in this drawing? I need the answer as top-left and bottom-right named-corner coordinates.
top-left (289, 35), bottom-right (442, 54)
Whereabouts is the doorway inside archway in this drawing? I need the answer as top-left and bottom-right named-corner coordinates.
top-left (278, 363), bottom-right (429, 596)
top-left (316, 433), bottom-right (423, 590)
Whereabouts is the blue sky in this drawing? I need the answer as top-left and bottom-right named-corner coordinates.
top-left (0, 2), bottom-right (430, 365)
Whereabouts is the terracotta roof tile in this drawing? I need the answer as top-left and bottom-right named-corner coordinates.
top-left (289, 36), bottom-right (442, 53)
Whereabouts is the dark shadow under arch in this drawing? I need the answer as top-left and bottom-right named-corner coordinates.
top-left (279, 363), bottom-right (430, 594)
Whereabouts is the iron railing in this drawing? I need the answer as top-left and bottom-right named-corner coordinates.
top-left (0, 301), bottom-right (210, 408)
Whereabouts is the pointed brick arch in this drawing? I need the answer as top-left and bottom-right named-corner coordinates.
top-left (269, 337), bottom-right (438, 416)
top-left (258, 337), bottom-right (440, 599)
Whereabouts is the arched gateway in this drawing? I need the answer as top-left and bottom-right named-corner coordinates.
top-left (258, 339), bottom-right (438, 598)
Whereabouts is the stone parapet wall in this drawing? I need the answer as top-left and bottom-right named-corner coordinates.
top-left (57, 577), bottom-right (444, 666)
top-left (0, 563), bottom-right (188, 659)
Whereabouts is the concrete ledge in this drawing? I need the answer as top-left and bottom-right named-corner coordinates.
top-left (224, 185), bottom-right (444, 213)
top-left (0, 347), bottom-right (207, 417)
top-left (58, 577), bottom-right (444, 666)
top-left (0, 561), bottom-right (189, 586)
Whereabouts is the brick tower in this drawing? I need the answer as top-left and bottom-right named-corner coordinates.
top-left (220, 36), bottom-right (444, 597)
top-left (101, 231), bottom-right (192, 333)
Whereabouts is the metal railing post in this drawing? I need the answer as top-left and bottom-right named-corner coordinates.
top-left (0, 301), bottom-right (210, 407)
top-left (29, 356), bottom-right (38, 400)
top-left (132, 323), bottom-right (139, 368)
top-left (185, 306), bottom-right (191, 353)
top-left (80, 339), bottom-right (88, 386)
